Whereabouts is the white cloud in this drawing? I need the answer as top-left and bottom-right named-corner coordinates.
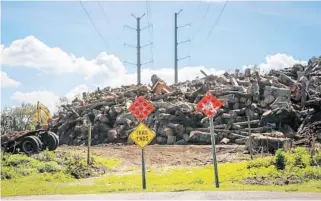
top-left (11, 91), bottom-right (59, 114)
top-left (1, 36), bottom-right (226, 88)
top-left (0, 71), bottom-right (21, 88)
top-left (2, 36), bottom-right (307, 89)
top-left (65, 84), bottom-right (90, 102)
top-left (10, 84), bottom-right (91, 114)
top-left (1, 35), bottom-right (126, 80)
top-left (242, 53), bottom-right (307, 73)
top-left (4, 35), bottom-right (309, 116)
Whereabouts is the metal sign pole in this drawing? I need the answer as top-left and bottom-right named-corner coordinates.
top-left (209, 117), bottom-right (220, 188)
top-left (128, 96), bottom-right (156, 190)
top-left (247, 115), bottom-right (254, 160)
top-left (87, 123), bottom-right (92, 165)
top-left (141, 148), bottom-right (146, 189)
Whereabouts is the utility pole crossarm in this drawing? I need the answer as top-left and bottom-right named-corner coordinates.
top-left (124, 25), bottom-right (136, 31)
top-left (141, 24), bottom-right (153, 31)
top-left (141, 43), bottom-right (153, 48)
top-left (177, 23), bottom-right (191, 29)
top-left (124, 61), bottom-right (136, 66)
top-left (178, 56), bottom-right (191, 61)
top-left (141, 60), bottom-right (154, 66)
top-left (131, 13), bottom-right (137, 19)
top-left (177, 39), bottom-right (191, 45)
top-left (124, 43), bottom-right (136, 48)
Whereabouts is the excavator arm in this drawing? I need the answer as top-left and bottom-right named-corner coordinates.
top-left (36, 101), bottom-right (52, 127)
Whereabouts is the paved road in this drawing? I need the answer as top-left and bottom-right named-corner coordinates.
top-left (3, 191), bottom-right (321, 200)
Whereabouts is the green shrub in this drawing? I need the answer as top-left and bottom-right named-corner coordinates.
top-left (1, 165), bottom-right (38, 180)
top-left (31, 150), bottom-right (57, 162)
top-left (247, 157), bottom-right (274, 169)
top-left (1, 167), bottom-right (16, 180)
top-left (302, 166), bottom-right (321, 180)
top-left (285, 147), bottom-right (311, 168)
top-left (15, 167), bottom-right (38, 176)
top-left (275, 149), bottom-right (286, 170)
top-left (311, 151), bottom-right (321, 166)
top-left (64, 156), bottom-right (107, 179)
top-left (5, 154), bottom-right (39, 167)
top-left (38, 161), bottom-right (62, 173)
top-left (1, 150), bottom-right (119, 180)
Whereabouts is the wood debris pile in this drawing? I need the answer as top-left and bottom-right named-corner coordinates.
top-left (51, 56), bottom-right (321, 153)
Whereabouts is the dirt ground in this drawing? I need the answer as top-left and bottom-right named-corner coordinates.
top-left (58, 144), bottom-right (251, 170)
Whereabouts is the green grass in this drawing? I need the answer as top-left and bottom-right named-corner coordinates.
top-left (1, 149), bottom-right (121, 181)
top-left (1, 147), bottom-right (321, 196)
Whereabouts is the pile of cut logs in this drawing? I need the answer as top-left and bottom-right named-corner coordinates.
top-left (51, 56), bottom-right (321, 153)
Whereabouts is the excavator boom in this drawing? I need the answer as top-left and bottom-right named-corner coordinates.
top-left (36, 101), bottom-right (52, 126)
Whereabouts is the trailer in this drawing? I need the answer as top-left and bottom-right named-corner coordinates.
top-left (1, 129), bottom-right (59, 155)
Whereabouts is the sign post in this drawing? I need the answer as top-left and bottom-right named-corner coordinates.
top-left (87, 122), bottom-right (92, 165)
top-left (247, 115), bottom-right (254, 160)
top-left (128, 96), bottom-right (155, 190)
top-left (141, 149), bottom-right (146, 189)
top-left (196, 92), bottom-right (223, 188)
top-left (209, 117), bottom-right (219, 188)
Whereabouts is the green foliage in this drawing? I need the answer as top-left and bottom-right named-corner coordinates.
top-left (285, 147), bottom-right (311, 169)
top-left (1, 150), bottom-right (121, 181)
top-left (311, 151), bottom-right (321, 166)
top-left (275, 149), bottom-right (286, 170)
top-left (1, 167), bottom-right (16, 179)
top-left (247, 157), bottom-right (274, 169)
top-left (31, 150), bottom-right (57, 162)
top-left (38, 161), bottom-right (62, 173)
top-left (301, 166), bottom-right (321, 181)
top-left (1, 103), bottom-right (38, 134)
top-left (1, 153), bottom-right (40, 179)
top-left (66, 163), bottom-right (102, 179)
top-left (2, 152), bottom-right (41, 169)
top-left (2, 147), bottom-right (321, 197)
top-left (243, 147), bottom-right (321, 185)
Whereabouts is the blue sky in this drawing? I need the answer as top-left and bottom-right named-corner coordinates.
top-left (1, 1), bottom-right (321, 112)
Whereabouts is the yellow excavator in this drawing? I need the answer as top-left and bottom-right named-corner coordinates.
top-left (35, 101), bottom-right (52, 130)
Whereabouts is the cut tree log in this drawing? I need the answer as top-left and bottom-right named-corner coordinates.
top-left (167, 136), bottom-right (176, 145)
top-left (246, 133), bottom-right (294, 153)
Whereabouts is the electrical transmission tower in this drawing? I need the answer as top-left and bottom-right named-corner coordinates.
top-left (174, 9), bottom-right (191, 84)
top-left (124, 13), bottom-right (153, 85)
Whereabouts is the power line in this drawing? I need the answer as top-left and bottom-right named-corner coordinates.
top-left (98, 2), bottom-right (110, 24)
top-left (191, 1), bottom-right (203, 25)
top-left (146, 1), bottom-right (153, 43)
top-left (79, 1), bottom-right (109, 47)
top-left (145, 0), bottom-right (154, 67)
top-left (192, 3), bottom-right (211, 40)
top-left (207, 1), bottom-right (228, 39)
top-left (195, 2), bottom-right (202, 13)
top-left (201, 4), bottom-right (211, 22)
